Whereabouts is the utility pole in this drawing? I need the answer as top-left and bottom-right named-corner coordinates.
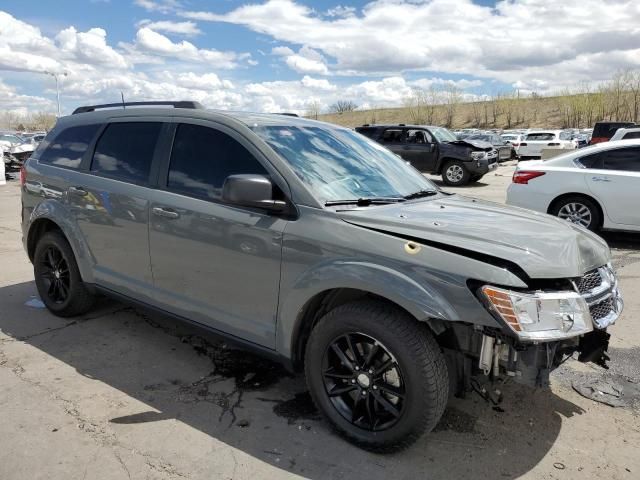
top-left (44, 71), bottom-right (67, 117)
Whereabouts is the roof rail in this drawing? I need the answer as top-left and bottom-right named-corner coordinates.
top-left (72, 101), bottom-right (204, 115)
top-left (272, 112), bottom-right (299, 117)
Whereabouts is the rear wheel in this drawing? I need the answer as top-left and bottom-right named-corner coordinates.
top-left (33, 231), bottom-right (95, 317)
top-left (304, 301), bottom-right (448, 452)
top-left (442, 160), bottom-right (470, 186)
top-left (550, 195), bottom-right (601, 231)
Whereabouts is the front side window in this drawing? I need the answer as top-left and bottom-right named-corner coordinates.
top-left (38, 124), bottom-right (101, 169)
top-left (91, 122), bottom-right (162, 184)
top-left (559, 131), bottom-right (572, 141)
top-left (602, 147), bottom-right (640, 172)
top-left (167, 123), bottom-right (268, 201)
top-left (253, 125), bottom-right (438, 203)
top-left (406, 129), bottom-right (432, 144)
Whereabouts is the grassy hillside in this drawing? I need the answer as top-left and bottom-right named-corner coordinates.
top-left (316, 94), bottom-right (599, 130)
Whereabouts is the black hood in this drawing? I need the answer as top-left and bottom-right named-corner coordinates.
top-left (448, 139), bottom-right (494, 150)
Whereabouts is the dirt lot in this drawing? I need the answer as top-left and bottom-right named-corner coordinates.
top-left (1, 163), bottom-right (639, 480)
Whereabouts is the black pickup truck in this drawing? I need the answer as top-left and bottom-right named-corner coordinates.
top-left (355, 124), bottom-right (498, 186)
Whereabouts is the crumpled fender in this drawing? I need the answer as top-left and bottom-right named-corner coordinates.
top-left (275, 258), bottom-right (505, 359)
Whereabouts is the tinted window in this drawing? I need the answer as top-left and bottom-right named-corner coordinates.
top-left (38, 124), bottom-right (100, 169)
top-left (622, 131), bottom-right (640, 140)
top-left (91, 122), bottom-right (161, 184)
top-left (602, 147), bottom-right (640, 172)
top-left (578, 152), bottom-right (603, 169)
top-left (381, 129), bottom-right (403, 143)
top-left (168, 124), bottom-right (268, 201)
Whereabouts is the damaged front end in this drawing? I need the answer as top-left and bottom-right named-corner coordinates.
top-left (444, 264), bottom-right (622, 393)
top-left (4, 143), bottom-right (34, 171)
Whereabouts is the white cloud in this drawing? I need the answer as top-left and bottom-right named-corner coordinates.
top-left (184, 0), bottom-right (640, 91)
top-left (132, 27), bottom-right (240, 68)
top-left (136, 19), bottom-right (201, 37)
top-left (55, 27), bottom-right (128, 69)
top-left (133, 0), bottom-right (181, 14)
top-left (301, 75), bottom-right (336, 91)
top-left (325, 6), bottom-right (356, 18)
top-left (285, 54), bottom-right (329, 75)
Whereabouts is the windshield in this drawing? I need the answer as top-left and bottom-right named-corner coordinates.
top-left (430, 127), bottom-right (458, 143)
top-left (252, 125), bottom-right (438, 203)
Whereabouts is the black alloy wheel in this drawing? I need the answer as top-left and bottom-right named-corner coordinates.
top-left (39, 245), bottom-right (71, 304)
top-left (322, 332), bottom-right (406, 431)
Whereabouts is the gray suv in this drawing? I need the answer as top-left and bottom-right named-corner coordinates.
top-left (21, 101), bottom-right (622, 452)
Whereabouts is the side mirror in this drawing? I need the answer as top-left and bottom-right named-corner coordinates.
top-left (429, 144), bottom-right (436, 152)
top-left (222, 174), bottom-right (286, 212)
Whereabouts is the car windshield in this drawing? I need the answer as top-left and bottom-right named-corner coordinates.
top-left (252, 125), bottom-right (438, 203)
top-left (431, 127), bottom-right (458, 143)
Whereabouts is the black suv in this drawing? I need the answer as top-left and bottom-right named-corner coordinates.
top-left (355, 124), bottom-right (498, 186)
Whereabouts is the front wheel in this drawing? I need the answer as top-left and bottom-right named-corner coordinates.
top-left (304, 301), bottom-right (448, 452)
top-left (441, 160), bottom-right (471, 186)
top-left (550, 195), bottom-right (601, 231)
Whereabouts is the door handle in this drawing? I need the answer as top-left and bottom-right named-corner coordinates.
top-left (592, 176), bottom-right (611, 182)
top-left (152, 207), bottom-right (180, 219)
top-left (68, 186), bottom-right (87, 197)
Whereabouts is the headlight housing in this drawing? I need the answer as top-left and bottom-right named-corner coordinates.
top-left (481, 286), bottom-right (593, 341)
top-left (470, 151), bottom-right (486, 160)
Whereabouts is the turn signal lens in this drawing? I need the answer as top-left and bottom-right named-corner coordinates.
top-left (512, 171), bottom-right (545, 184)
top-left (19, 165), bottom-right (27, 186)
top-left (481, 285), bottom-right (593, 341)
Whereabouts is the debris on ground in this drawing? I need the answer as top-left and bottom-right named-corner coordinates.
top-left (573, 379), bottom-right (626, 407)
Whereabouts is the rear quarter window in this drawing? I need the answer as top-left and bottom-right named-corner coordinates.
top-left (622, 131), bottom-right (640, 140)
top-left (37, 124), bottom-right (101, 169)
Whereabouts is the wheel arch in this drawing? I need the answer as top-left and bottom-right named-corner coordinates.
top-left (547, 192), bottom-right (605, 229)
top-left (435, 156), bottom-right (463, 174)
top-left (287, 288), bottom-right (447, 372)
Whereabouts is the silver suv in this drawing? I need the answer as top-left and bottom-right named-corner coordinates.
top-left (21, 101), bottom-right (623, 452)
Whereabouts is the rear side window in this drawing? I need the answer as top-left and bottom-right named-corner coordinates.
top-left (167, 123), bottom-right (268, 201)
top-left (577, 152), bottom-right (603, 169)
top-left (91, 122), bottom-right (162, 184)
top-left (381, 129), bottom-right (403, 143)
top-left (622, 131), bottom-right (640, 140)
top-left (38, 124), bottom-right (100, 169)
top-left (602, 147), bottom-right (640, 172)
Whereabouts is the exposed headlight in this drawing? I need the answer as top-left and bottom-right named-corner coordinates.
top-left (470, 151), bottom-right (486, 160)
top-left (481, 286), bottom-right (593, 341)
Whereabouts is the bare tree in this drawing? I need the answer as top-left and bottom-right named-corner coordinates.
top-left (305, 100), bottom-right (322, 120)
top-left (442, 85), bottom-right (461, 128)
top-left (403, 88), bottom-right (437, 125)
top-left (328, 100), bottom-right (358, 114)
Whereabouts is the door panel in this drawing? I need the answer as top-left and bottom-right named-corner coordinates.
top-left (67, 121), bottom-right (162, 299)
top-left (586, 147), bottom-right (640, 226)
top-left (148, 121), bottom-right (286, 348)
top-left (149, 193), bottom-right (286, 347)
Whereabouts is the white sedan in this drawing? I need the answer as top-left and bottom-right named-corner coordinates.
top-left (506, 139), bottom-right (640, 232)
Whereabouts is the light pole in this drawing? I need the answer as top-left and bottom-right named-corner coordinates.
top-left (44, 71), bottom-right (67, 117)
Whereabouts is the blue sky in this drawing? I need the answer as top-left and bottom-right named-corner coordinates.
top-left (1, 0), bottom-right (639, 116)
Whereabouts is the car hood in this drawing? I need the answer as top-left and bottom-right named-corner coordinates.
top-left (10, 143), bottom-right (35, 154)
top-left (338, 195), bottom-right (609, 280)
top-left (448, 139), bottom-right (493, 150)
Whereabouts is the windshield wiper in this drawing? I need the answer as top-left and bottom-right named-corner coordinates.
top-left (403, 190), bottom-right (438, 200)
top-left (325, 197), bottom-right (406, 207)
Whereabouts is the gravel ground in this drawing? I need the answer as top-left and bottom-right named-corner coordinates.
top-left (1, 163), bottom-right (639, 480)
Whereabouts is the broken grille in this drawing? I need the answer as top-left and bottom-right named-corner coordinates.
top-left (576, 269), bottom-right (602, 294)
